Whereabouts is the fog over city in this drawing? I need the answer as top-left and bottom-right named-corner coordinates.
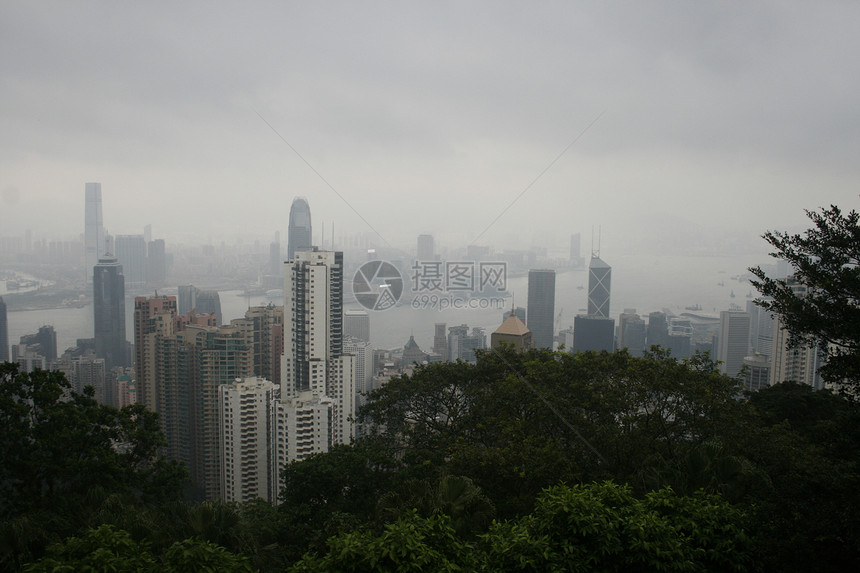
top-left (2, 1), bottom-right (859, 253)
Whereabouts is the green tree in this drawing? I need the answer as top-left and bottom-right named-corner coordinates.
top-left (23, 525), bottom-right (254, 572)
top-left (0, 363), bottom-right (186, 568)
top-left (749, 205), bottom-right (860, 388)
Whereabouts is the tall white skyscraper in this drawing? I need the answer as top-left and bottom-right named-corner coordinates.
top-left (84, 182), bottom-right (104, 283)
top-left (279, 248), bottom-right (355, 463)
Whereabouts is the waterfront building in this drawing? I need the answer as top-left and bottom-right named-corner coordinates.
top-left (572, 314), bottom-right (615, 353)
top-left (447, 324), bottom-right (487, 362)
top-left (115, 235), bottom-right (147, 288)
top-left (344, 309), bottom-right (371, 342)
top-left (587, 255), bottom-right (611, 318)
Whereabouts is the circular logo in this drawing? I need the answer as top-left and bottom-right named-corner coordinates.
top-left (353, 260), bottom-right (403, 311)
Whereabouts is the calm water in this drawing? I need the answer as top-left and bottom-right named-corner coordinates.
top-left (5, 253), bottom-right (766, 355)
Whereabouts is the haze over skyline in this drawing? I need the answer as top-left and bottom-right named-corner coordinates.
top-left (2, 1), bottom-right (859, 253)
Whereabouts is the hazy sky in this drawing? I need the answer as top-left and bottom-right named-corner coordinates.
top-left (2, 1), bottom-right (858, 253)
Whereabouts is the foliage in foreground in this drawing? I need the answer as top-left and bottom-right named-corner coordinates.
top-left (290, 481), bottom-right (754, 572)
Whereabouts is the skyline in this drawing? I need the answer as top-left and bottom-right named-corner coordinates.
top-left (2, 2), bottom-right (859, 254)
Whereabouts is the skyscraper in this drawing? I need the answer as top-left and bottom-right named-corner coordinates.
top-left (287, 197), bottom-right (313, 260)
top-left (527, 269), bottom-right (556, 349)
top-left (717, 311), bottom-right (751, 378)
top-left (417, 234), bottom-right (435, 260)
top-left (93, 254), bottom-right (127, 370)
top-left (587, 255), bottom-right (611, 318)
top-left (84, 183), bottom-right (104, 283)
top-left (0, 296), bottom-right (8, 362)
top-left (147, 239), bottom-right (166, 286)
top-left (195, 289), bottom-right (222, 325)
top-left (280, 248), bottom-right (354, 461)
top-left (115, 235), bottom-right (147, 287)
top-left (344, 309), bottom-right (371, 342)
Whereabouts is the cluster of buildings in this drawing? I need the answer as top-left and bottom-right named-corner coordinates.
top-left (0, 187), bottom-right (832, 506)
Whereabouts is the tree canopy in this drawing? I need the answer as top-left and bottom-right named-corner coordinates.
top-left (749, 204), bottom-right (860, 389)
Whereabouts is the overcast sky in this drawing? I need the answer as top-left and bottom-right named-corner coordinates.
top-left (2, 1), bottom-right (858, 254)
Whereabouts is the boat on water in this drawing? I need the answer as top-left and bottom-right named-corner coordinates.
top-left (685, 304), bottom-right (702, 311)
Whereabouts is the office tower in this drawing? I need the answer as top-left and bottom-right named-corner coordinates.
top-left (717, 311), bottom-right (751, 378)
top-left (417, 234), bottom-right (435, 260)
top-left (527, 269), bottom-right (556, 349)
top-left (280, 248), bottom-right (355, 463)
top-left (0, 296), bottom-right (7, 362)
top-left (647, 311), bottom-right (669, 350)
top-left (667, 318), bottom-right (693, 360)
top-left (344, 337), bottom-right (374, 410)
top-left (147, 239), bottom-right (166, 286)
top-left (433, 323), bottom-right (448, 360)
top-left (178, 285), bottom-right (197, 315)
top-left (491, 313), bottom-right (532, 350)
top-left (219, 377), bottom-right (279, 503)
top-left (344, 309), bottom-right (371, 342)
top-left (617, 311), bottom-right (646, 356)
top-left (447, 325), bottom-right (486, 363)
top-left (115, 235), bottom-right (147, 287)
top-left (572, 315), bottom-right (615, 353)
top-left (743, 354), bottom-right (771, 392)
top-left (196, 289), bottom-right (222, 325)
top-left (84, 183), bottom-right (104, 283)
top-left (587, 255), bottom-right (611, 318)
top-left (93, 254), bottom-right (127, 370)
top-left (19, 325), bottom-right (58, 364)
top-left (287, 197), bottom-right (313, 260)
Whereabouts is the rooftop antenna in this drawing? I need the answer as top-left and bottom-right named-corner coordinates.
top-left (590, 225), bottom-right (601, 259)
top-left (331, 221), bottom-right (335, 251)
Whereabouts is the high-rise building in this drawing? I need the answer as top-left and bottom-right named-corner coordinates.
top-left (93, 254), bottom-right (127, 370)
top-left (716, 311), bottom-right (751, 378)
top-left (344, 309), bottom-right (371, 342)
top-left (269, 241), bottom-right (282, 275)
top-left (287, 197), bottom-right (313, 260)
top-left (231, 304), bottom-right (285, 386)
top-left (147, 239), bottom-right (166, 286)
top-left (417, 234), bottom-right (435, 260)
top-left (667, 317), bottom-right (693, 360)
top-left (115, 235), bottom-right (147, 287)
top-left (433, 323), bottom-right (448, 360)
top-left (587, 255), bottom-right (611, 318)
top-left (280, 248), bottom-right (355, 463)
top-left (447, 325), bottom-right (486, 362)
top-left (768, 278), bottom-right (823, 389)
top-left (569, 233), bottom-right (584, 266)
top-left (134, 295), bottom-right (181, 411)
top-left (19, 325), bottom-right (58, 364)
top-left (11, 344), bottom-right (46, 372)
top-left (527, 269), bottom-right (556, 349)
top-left (178, 285), bottom-right (197, 316)
top-left (84, 183), bottom-right (104, 284)
top-left (0, 296), bottom-right (8, 362)
top-left (344, 337), bottom-right (374, 410)
top-left (647, 311), bottom-right (669, 350)
top-left (617, 311), bottom-right (646, 356)
top-left (572, 315), bottom-right (615, 353)
top-left (219, 376), bottom-right (280, 503)
top-left (743, 354), bottom-right (771, 392)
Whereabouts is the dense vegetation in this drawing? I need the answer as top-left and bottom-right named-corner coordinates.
top-left (3, 347), bottom-right (859, 571)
